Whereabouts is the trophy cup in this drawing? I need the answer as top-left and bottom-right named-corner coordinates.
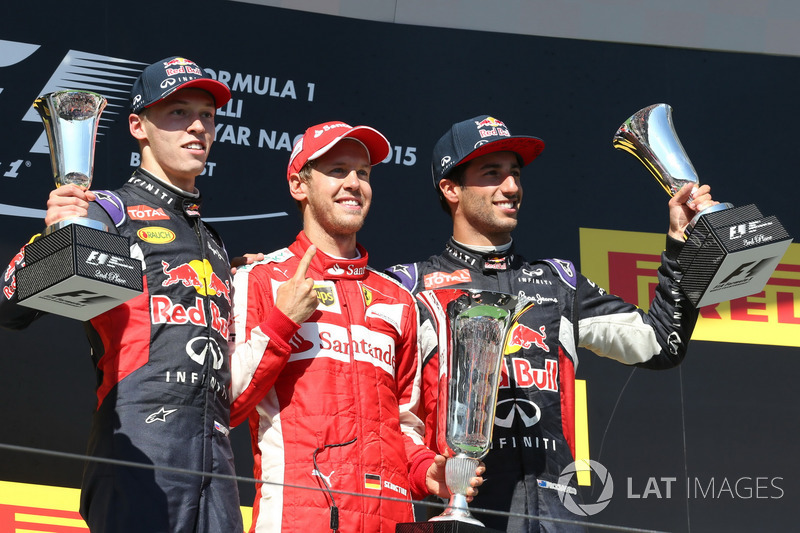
top-left (15, 90), bottom-right (143, 321)
top-left (613, 103), bottom-right (792, 307)
top-left (430, 290), bottom-right (517, 527)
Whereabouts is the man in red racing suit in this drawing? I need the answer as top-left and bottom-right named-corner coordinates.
top-left (229, 121), bottom-right (482, 533)
top-left (0, 58), bottom-right (251, 532)
top-left (385, 115), bottom-right (719, 532)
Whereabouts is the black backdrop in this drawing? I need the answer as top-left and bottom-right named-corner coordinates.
top-left (1, 2), bottom-right (798, 531)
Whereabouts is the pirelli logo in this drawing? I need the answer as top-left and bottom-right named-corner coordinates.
top-left (580, 228), bottom-right (799, 348)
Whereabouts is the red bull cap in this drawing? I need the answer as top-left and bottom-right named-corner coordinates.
top-left (130, 56), bottom-right (231, 114)
top-left (287, 121), bottom-right (391, 180)
top-left (431, 115), bottom-right (545, 189)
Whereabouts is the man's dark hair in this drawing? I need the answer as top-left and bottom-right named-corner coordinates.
top-left (436, 163), bottom-right (466, 217)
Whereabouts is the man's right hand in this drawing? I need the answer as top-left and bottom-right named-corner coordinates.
top-left (45, 184), bottom-right (95, 227)
top-left (274, 245), bottom-right (319, 325)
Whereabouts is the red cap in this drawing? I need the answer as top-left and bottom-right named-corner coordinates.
top-left (287, 121), bottom-right (391, 180)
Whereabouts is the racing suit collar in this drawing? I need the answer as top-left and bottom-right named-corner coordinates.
top-left (445, 238), bottom-right (515, 273)
top-left (128, 168), bottom-right (204, 218)
top-left (293, 231), bottom-right (369, 280)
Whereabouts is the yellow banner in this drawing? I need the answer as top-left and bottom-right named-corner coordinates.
top-left (0, 480), bottom-right (252, 531)
top-left (579, 228), bottom-right (799, 347)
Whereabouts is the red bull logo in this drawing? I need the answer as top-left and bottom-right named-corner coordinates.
top-left (163, 57), bottom-right (194, 67)
top-left (162, 261), bottom-right (201, 288)
top-left (474, 116), bottom-right (506, 128)
top-left (498, 358), bottom-right (559, 392)
top-left (161, 260), bottom-right (230, 302)
top-left (507, 323), bottom-right (550, 352)
top-left (151, 295), bottom-right (229, 337)
top-left (208, 272), bottom-right (231, 303)
top-left (474, 116), bottom-right (510, 138)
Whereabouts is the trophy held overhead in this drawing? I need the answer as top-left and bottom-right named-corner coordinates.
top-left (613, 103), bottom-right (793, 307)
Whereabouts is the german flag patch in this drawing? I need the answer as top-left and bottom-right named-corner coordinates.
top-left (364, 473), bottom-right (381, 491)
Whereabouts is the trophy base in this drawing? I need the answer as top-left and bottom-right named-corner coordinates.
top-left (678, 203), bottom-right (792, 307)
top-left (16, 223), bottom-right (143, 321)
top-left (397, 522), bottom-right (504, 533)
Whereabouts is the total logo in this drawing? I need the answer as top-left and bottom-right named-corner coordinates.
top-left (127, 205), bottom-right (169, 221)
top-left (423, 269), bottom-right (472, 289)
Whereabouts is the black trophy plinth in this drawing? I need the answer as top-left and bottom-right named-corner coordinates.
top-left (397, 522), bottom-right (505, 533)
top-left (677, 203), bottom-right (792, 307)
top-left (16, 223), bottom-right (143, 321)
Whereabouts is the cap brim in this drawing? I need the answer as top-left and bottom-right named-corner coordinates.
top-left (179, 78), bottom-right (232, 109)
top-left (145, 78), bottom-right (232, 111)
top-left (310, 126), bottom-right (391, 166)
top-left (457, 135), bottom-right (545, 168)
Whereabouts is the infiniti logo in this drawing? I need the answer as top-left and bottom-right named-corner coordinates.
top-left (494, 397), bottom-right (541, 428)
top-left (186, 336), bottom-right (223, 370)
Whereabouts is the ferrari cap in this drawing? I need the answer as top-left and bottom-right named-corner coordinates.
top-left (288, 121), bottom-right (391, 180)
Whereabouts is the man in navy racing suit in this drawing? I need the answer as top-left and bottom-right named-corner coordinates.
top-left (386, 115), bottom-right (719, 532)
top-left (0, 57), bottom-right (255, 532)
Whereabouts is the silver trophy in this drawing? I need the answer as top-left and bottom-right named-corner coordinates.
top-left (15, 91), bottom-right (143, 321)
top-left (613, 103), bottom-right (792, 307)
top-left (612, 103), bottom-right (732, 226)
top-left (33, 90), bottom-right (108, 232)
top-left (430, 290), bottom-right (518, 526)
top-left (35, 91), bottom-right (107, 190)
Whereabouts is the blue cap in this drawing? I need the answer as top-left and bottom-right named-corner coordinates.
top-left (130, 56), bottom-right (231, 114)
top-left (431, 115), bottom-right (545, 188)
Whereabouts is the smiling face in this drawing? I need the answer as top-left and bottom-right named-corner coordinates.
top-left (129, 88), bottom-right (216, 191)
top-left (290, 138), bottom-right (372, 257)
top-left (444, 150), bottom-right (523, 246)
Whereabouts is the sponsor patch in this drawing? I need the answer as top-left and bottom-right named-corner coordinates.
top-left (127, 204), bottom-right (169, 221)
top-left (538, 478), bottom-right (577, 495)
top-left (365, 474), bottom-right (381, 491)
top-left (137, 227), bottom-right (176, 244)
top-left (361, 285), bottom-right (373, 307)
top-left (423, 269), bottom-right (472, 289)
